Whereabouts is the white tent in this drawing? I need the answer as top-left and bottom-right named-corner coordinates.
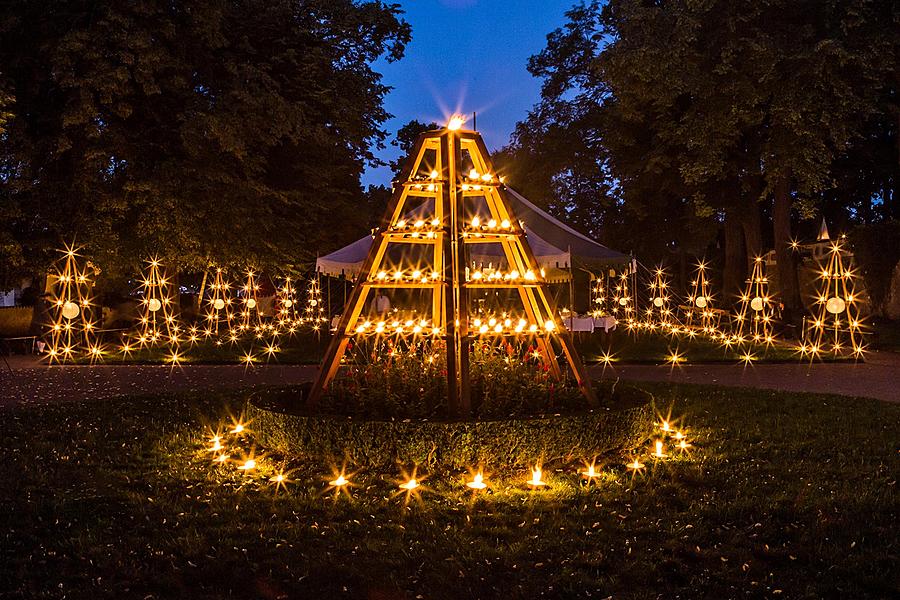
top-left (317, 187), bottom-right (628, 279)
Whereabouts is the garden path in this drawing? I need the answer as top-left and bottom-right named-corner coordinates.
top-left (589, 351), bottom-right (900, 403)
top-left (1, 352), bottom-right (897, 406)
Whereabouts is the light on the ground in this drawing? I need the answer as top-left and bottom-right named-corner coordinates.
top-left (467, 471), bottom-right (487, 490)
top-left (527, 466), bottom-right (546, 488)
top-left (653, 440), bottom-right (667, 458)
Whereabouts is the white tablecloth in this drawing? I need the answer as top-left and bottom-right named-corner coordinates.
top-left (564, 316), bottom-right (596, 332)
top-left (593, 316), bottom-right (617, 333)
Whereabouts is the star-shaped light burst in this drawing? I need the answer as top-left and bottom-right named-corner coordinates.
top-left (269, 468), bottom-right (292, 494)
top-left (626, 457), bottom-right (645, 475)
top-left (581, 461), bottom-right (602, 484)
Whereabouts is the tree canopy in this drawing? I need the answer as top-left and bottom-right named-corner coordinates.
top-left (0, 0), bottom-right (411, 285)
top-left (501, 0), bottom-right (898, 313)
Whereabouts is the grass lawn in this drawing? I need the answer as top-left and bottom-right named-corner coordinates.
top-left (82, 328), bottom-right (816, 366)
top-left (1, 384), bottom-right (897, 598)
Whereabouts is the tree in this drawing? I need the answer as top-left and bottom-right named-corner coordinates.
top-left (389, 119), bottom-right (439, 179)
top-left (509, 0), bottom-right (897, 317)
top-left (0, 0), bottom-right (411, 288)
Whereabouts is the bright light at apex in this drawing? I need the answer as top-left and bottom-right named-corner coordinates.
top-left (447, 115), bottom-right (466, 131)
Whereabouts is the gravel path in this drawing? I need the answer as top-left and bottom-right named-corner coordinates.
top-left (589, 351), bottom-right (900, 403)
top-left (1, 352), bottom-right (897, 407)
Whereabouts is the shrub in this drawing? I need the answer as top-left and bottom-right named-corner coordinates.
top-left (319, 338), bottom-right (585, 419)
top-left (0, 306), bottom-right (33, 337)
top-left (249, 384), bottom-right (653, 469)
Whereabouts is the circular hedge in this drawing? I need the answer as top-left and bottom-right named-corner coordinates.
top-left (247, 384), bottom-right (654, 469)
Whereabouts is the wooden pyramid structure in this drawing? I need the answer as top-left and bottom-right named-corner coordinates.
top-left (732, 257), bottom-right (774, 344)
top-left (802, 241), bottom-right (865, 357)
top-left (136, 257), bottom-right (180, 345)
top-left (307, 116), bottom-right (595, 412)
top-left (46, 245), bottom-right (98, 362)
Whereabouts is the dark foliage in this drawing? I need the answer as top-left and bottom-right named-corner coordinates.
top-left (0, 0), bottom-right (411, 284)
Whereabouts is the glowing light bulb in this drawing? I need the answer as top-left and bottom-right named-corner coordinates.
top-left (468, 168), bottom-right (479, 179)
top-left (329, 474), bottom-right (348, 487)
top-left (399, 478), bottom-right (419, 491)
top-left (627, 458), bottom-right (645, 471)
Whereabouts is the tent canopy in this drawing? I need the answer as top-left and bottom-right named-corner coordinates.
top-left (317, 186), bottom-right (628, 278)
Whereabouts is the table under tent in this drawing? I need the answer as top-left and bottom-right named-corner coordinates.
top-left (316, 187), bottom-right (632, 334)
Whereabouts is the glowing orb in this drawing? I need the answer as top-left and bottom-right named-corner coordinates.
top-left (148, 298), bottom-right (162, 312)
top-left (246, 298), bottom-right (257, 309)
top-left (694, 296), bottom-right (708, 308)
top-left (750, 297), bottom-right (764, 312)
top-left (61, 301), bottom-right (80, 320)
top-left (283, 299), bottom-right (293, 308)
top-left (826, 297), bottom-right (845, 314)
top-left (213, 298), bottom-right (225, 310)
top-left (618, 297), bottom-right (628, 306)
top-left (653, 297), bottom-right (663, 308)
top-left (310, 299), bottom-right (318, 306)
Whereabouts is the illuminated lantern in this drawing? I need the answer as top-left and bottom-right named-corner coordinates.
top-left (750, 297), bottom-right (764, 312)
top-left (283, 299), bottom-right (293, 308)
top-left (148, 298), bottom-right (162, 312)
top-left (653, 297), bottom-right (663, 308)
top-left (61, 301), bottom-right (80, 320)
top-left (618, 297), bottom-right (628, 306)
top-left (246, 298), bottom-right (257, 309)
top-left (213, 298), bottom-right (226, 310)
top-left (694, 296), bottom-right (707, 309)
top-left (826, 297), bottom-right (845, 314)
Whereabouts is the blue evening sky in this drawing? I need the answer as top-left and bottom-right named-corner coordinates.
top-left (362, 0), bottom-right (573, 187)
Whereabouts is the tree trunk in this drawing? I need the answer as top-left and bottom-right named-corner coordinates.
top-left (678, 246), bottom-right (688, 297)
top-left (28, 274), bottom-right (49, 338)
top-left (773, 175), bottom-right (803, 324)
top-left (723, 209), bottom-right (745, 305)
top-left (742, 200), bottom-right (763, 262)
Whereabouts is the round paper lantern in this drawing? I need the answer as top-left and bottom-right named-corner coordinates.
top-left (61, 301), bottom-right (80, 320)
top-left (653, 297), bottom-right (664, 308)
top-left (826, 296), bottom-right (846, 314)
top-left (310, 299), bottom-right (318, 306)
top-left (148, 298), bottom-right (162, 312)
top-left (695, 296), bottom-right (708, 308)
top-left (213, 298), bottom-right (225, 310)
top-left (246, 298), bottom-right (257, 309)
top-left (618, 297), bottom-right (628, 306)
top-left (750, 297), bottom-right (764, 312)
top-left (283, 299), bottom-right (293, 308)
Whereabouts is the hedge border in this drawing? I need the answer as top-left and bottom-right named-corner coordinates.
top-left (247, 386), bottom-right (654, 469)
